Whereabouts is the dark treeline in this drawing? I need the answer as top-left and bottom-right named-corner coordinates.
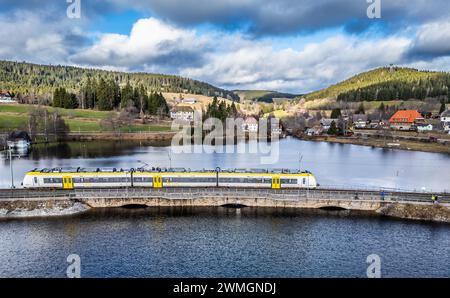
top-left (0, 60), bottom-right (239, 102)
top-left (204, 96), bottom-right (239, 122)
top-left (337, 75), bottom-right (450, 102)
top-left (254, 92), bottom-right (298, 103)
top-left (53, 78), bottom-right (170, 115)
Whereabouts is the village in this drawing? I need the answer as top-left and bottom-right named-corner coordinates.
top-left (2, 86), bottom-right (450, 154)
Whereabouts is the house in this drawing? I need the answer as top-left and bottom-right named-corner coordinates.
top-left (241, 117), bottom-right (258, 133)
top-left (182, 98), bottom-right (197, 104)
top-left (170, 106), bottom-right (195, 122)
top-left (305, 126), bottom-right (323, 136)
top-left (0, 91), bottom-right (17, 104)
top-left (7, 131), bottom-right (31, 149)
top-left (389, 110), bottom-right (422, 130)
top-left (270, 121), bottom-right (282, 135)
top-left (367, 119), bottom-right (382, 129)
top-left (320, 118), bottom-right (338, 130)
top-left (352, 114), bottom-right (368, 129)
top-left (441, 110), bottom-right (450, 132)
top-left (416, 124), bottom-right (433, 132)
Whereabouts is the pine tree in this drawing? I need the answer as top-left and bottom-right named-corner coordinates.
top-left (96, 78), bottom-right (113, 111)
top-left (356, 103), bottom-right (365, 114)
top-left (330, 108), bottom-right (341, 119)
top-left (440, 101), bottom-right (446, 114)
top-left (327, 121), bottom-right (338, 135)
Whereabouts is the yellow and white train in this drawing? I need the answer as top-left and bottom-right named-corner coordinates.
top-left (22, 167), bottom-right (318, 189)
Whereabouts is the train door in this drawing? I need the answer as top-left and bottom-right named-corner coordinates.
top-left (271, 176), bottom-right (281, 189)
top-left (62, 176), bottom-right (74, 189)
top-left (153, 175), bottom-right (163, 188)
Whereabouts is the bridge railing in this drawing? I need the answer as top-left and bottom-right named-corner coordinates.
top-left (0, 187), bottom-right (449, 204)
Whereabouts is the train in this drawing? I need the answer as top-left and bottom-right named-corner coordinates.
top-left (22, 167), bottom-right (318, 189)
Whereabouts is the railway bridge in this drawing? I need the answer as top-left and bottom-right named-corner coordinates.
top-left (1, 187), bottom-right (449, 211)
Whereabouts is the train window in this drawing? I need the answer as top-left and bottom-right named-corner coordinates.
top-left (281, 179), bottom-right (296, 184)
top-left (302, 178), bottom-right (306, 185)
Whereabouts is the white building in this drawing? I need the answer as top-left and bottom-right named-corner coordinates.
top-left (352, 114), bottom-right (368, 129)
top-left (270, 121), bottom-right (282, 135)
top-left (320, 118), bottom-right (338, 131)
top-left (242, 117), bottom-right (258, 132)
top-left (0, 92), bottom-right (17, 104)
top-left (182, 98), bottom-right (197, 104)
top-left (417, 124), bottom-right (433, 132)
top-left (441, 110), bottom-right (450, 132)
top-left (170, 106), bottom-right (195, 122)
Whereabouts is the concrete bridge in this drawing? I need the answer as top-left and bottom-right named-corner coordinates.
top-left (1, 187), bottom-right (450, 222)
top-left (1, 187), bottom-right (449, 210)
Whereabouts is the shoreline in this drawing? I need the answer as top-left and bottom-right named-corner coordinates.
top-left (292, 134), bottom-right (450, 154)
top-left (62, 131), bottom-right (176, 141)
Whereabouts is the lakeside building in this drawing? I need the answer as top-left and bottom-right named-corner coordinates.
top-left (389, 110), bottom-right (422, 130)
top-left (305, 126), bottom-right (324, 136)
top-left (7, 131), bottom-right (31, 149)
top-left (416, 124), bottom-right (433, 132)
top-left (0, 91), bottom-right (17, 104)
top-left (352, 114), bottom-right (368, 129)
top-left (270, 121), bottom-right (282, 135)
top-left (170, 106), bottom-right (195, 122)
top-left (320, 118), bottom-right (338, 130)
top-left (441, 110), bottom-right (450, 132)
top-left (241, 117), bottom-right (258, 132)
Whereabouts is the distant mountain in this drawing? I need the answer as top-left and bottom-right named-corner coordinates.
top-left (0, 60), bottom-right (239, 101)
top-left (304, 67), bottom-right (450, 102)
top-left (235, 90), bottom-right (299, 103)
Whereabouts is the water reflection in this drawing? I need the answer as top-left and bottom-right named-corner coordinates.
top-left (0, 207), bottom-right (449, 277)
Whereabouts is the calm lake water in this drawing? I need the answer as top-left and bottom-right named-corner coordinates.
top-left (0, 207), bottom-right (449, 278)
top-left (1, 137), bottom-right (450, 191)
top-left (0, 138), bottom-right (450, 277)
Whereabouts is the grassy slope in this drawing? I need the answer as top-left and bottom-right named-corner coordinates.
top-left (0, 104), bottom-right (171, 133)
top-left (304, 67), bottom-right (442, 100)
top-left (235, 90), bottom-right (273, 101)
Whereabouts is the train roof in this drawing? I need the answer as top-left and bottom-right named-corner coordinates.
top-left (29, 167), bottom-right (312, 174)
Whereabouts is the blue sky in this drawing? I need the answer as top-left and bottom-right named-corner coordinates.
top-left (1, 0), bottom-right (450, 93)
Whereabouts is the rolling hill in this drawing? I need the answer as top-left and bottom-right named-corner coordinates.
top-left (0, 60), bottom-right (239, 101)
top-left (235, 90), bottom-right (299, 103)
top-left (304, 67), bottom-right (450, 102)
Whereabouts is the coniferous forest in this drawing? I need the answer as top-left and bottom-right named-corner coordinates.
top-left (0, 60), bottom-right (239, 112)
top-left (305, 67), bottom-right (450, 103)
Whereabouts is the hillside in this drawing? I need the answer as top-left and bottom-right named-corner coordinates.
top-left (0, 60), bottom-right (239, 101)
top-left (235, 90), bottom-right (298, 103)
top-left (304, 67), bottom-right (450, 102)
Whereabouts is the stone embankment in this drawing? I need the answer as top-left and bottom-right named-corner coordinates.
top-left (1, 192), bottom-right (449, 223)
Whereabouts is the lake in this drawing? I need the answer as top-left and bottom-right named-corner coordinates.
top-left (0, 138), bottom-right (449, 277)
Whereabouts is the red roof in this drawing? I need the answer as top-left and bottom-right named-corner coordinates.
top-left (389, 110), bottom-right (422, 124)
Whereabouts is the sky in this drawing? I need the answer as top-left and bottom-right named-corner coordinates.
top-left (1, 0), bottom-right (450, 94)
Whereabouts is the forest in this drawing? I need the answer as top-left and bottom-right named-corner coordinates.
top-left (0, 60), bottom-right (239, 105)
top-left (306, 67), bottom-right (450, 103)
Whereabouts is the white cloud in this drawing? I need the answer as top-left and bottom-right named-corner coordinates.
top-left (181, 34), bottom-right (411, 93)
top-left (2, 8), bottom-right (450, 94)
top-left (71, 18), bottom-right (208, 72)
top-left (409, 21), bottom-right (450, 58)
top-left (0, 10), bottom-right (86, 64)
